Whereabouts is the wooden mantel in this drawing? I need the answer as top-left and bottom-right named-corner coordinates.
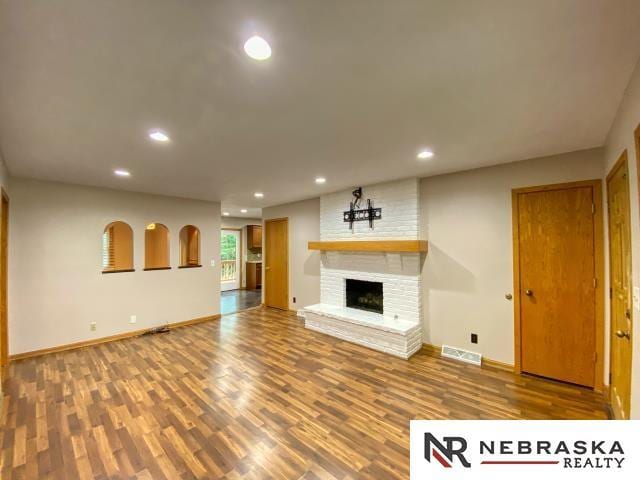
top-left (308, 240), bottom-right (428, 253)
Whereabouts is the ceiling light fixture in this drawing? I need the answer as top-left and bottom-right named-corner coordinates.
top-left (240, 209), bottom-right (248, 213)
top-left (244, 36), bottom-right (272, 60)
top-left (315, 177), bottom-right (326, 184)
top-left (417, 150), bottom-right (434, 160)
top-left (223, 212), bottom-right (230, 216)
top-left (114, 169), bottom-right (130, 177)
top-left (149, 130), bottom-right (170, 142)
top-left (254, 192), bottom-right (264, 198)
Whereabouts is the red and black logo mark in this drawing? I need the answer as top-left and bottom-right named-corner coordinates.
top-left (424, 433), bottom-right (471, 468)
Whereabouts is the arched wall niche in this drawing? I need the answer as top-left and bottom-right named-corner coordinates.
top-left (144, 223), bottom-right (170, 270)
top-left (102, 221), bottom-right (134, 273)
top-left (179, 225), bottom-right (201, 267)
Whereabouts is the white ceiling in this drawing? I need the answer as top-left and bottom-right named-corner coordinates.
top-left (1, 0), bottom-right (640, 211)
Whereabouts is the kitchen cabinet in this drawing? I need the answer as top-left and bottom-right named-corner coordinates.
top-left (247, 225), bottom-right (262, 250)
top-left (246, 262), bottom-right (262, 289)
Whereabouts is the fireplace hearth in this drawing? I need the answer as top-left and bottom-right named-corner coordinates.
top-left (346, 279), bottom-right (383, 314)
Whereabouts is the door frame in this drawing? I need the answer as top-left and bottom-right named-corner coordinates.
top-left (0, 187), bottom-right (8, 382)
top-left (264, 217), bottom-right (289, 310)
top-left (220, 228), bottom-right (242, 291)
top-left (607, 150), bottom-right (633, 418)
top-left (511, 179), bottom-right (605, 391)
top-left (635, 123), bottom-right (640, 213)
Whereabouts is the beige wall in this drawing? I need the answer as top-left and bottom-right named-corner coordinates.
top-left (222, 217), bottom-right (261, 229)
top-left (262, 198), bottom-right (320, 311)
top-left (0, 153), bottom-right (8, 193)
top-left (603, 59), bottom-right (640, 419)
top-left (9, 178), bottom-right (221, 355)
top-left (420, 148), bottom-right (604, 365)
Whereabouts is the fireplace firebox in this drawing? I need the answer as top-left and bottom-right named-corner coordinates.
top-left (346, 279), bottom-right (383, 314)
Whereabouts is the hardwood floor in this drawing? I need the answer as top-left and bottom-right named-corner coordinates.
top-left (220, 289), bottom-right (261, 315)
top-left (0, 308), bottom-right (608, 479)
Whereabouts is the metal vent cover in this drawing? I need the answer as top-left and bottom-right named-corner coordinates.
top-left (441, 345), bottom-right (482, 366)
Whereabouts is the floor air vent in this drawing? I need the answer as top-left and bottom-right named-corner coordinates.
top-left (441, 345), bottom-right (482, 366)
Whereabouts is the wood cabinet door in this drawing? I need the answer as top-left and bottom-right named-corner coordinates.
top-left (247, 225), bottom-right (263, 249)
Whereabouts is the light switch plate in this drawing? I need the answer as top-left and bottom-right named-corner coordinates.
top-left (210, 259), bottom-right (216, 267)
top-left (633, 286), bottom-right (640, 311)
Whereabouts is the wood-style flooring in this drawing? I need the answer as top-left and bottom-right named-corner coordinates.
top-left (0, 308), bottom-right (609, 479)
top-left (220, 289), bottom-right (261, 315)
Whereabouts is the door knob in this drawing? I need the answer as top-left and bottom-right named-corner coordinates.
top-left (524, 289), bottom-right (533, 296)
top-left (265, 266), bottom-right (271, 270)
top-left (615, 330), bottom-right (631, 340)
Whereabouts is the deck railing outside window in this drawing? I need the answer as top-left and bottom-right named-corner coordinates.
top-left (221, 259), bottom-right (237, 282)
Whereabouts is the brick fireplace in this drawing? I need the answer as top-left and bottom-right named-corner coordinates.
top-left (303, 178), bottom-right (425, 359)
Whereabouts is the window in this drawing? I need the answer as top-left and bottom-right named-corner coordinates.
top-left (179, 225), bottom-right (201, 267)
top-left (144, 223), bottom-right (170, 270)
top-left (102, 221), bottom-right (133, 273)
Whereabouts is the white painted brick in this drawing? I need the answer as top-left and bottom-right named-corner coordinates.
top-left (320, 178), bottom-right (420, 240)
top-left (306, 178), bottom-right (424, 358)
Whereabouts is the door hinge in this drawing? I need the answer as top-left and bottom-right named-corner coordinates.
top-left (593, 278), bottom-right (597, 288)
top-left (592, 203), bottom-right (596, 214)
top-left (610, 288), bottom-right (613, 299)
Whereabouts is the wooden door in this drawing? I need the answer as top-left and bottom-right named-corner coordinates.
top-left (264, 218), bottom-right (288, 310)
top-left (0, 189), bottom-right (8, 382)
top-left (607, 152), bottom-right (633, 419)
top-left (513, 181), bottom-right (601, 388)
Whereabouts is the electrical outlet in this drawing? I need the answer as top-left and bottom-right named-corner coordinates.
top-left (471, 333), bottom-right (478, 344)
top-left (90, 322), bottom-right (97, 332)
top-left (633, 287), bottom-right (640, 311)
top-left (130, 315), bottom-right (137, 324)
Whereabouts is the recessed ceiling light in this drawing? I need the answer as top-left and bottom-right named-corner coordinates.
top-left (254, 192), bottom-right (264, 198)
top-left (315, 177), bottom-right (326, 184)
top-left (114, 169), bottom-right (130, 177)
top-left (240, 209), bottom-right (248, 213)
top-left (417, 150), bottom-right (434, 160)
top-left (149, 130), bottom-right (170, 142)
top-left (223, 212), bottom-right (230, 216)
top-left (244, 36), bottom-right (271, 61)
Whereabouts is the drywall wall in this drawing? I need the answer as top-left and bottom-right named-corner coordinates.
top-left (9, 178), bottom-right (221, 355)
top-left (222, 217), bottom-right (261, 229)
top-left (222, 217), bottom-right (262, 288)
top-left (603, 58), bottom-right (640, 419)
top-left (0, 153), bottom-right (8, 192)
top-left (420, 148), bottom-right (604, 366)
top-left (262, 198), bottom-right (320, 311)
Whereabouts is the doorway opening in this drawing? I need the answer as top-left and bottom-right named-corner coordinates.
top-left (220, 224), bottom-right (262, 315)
